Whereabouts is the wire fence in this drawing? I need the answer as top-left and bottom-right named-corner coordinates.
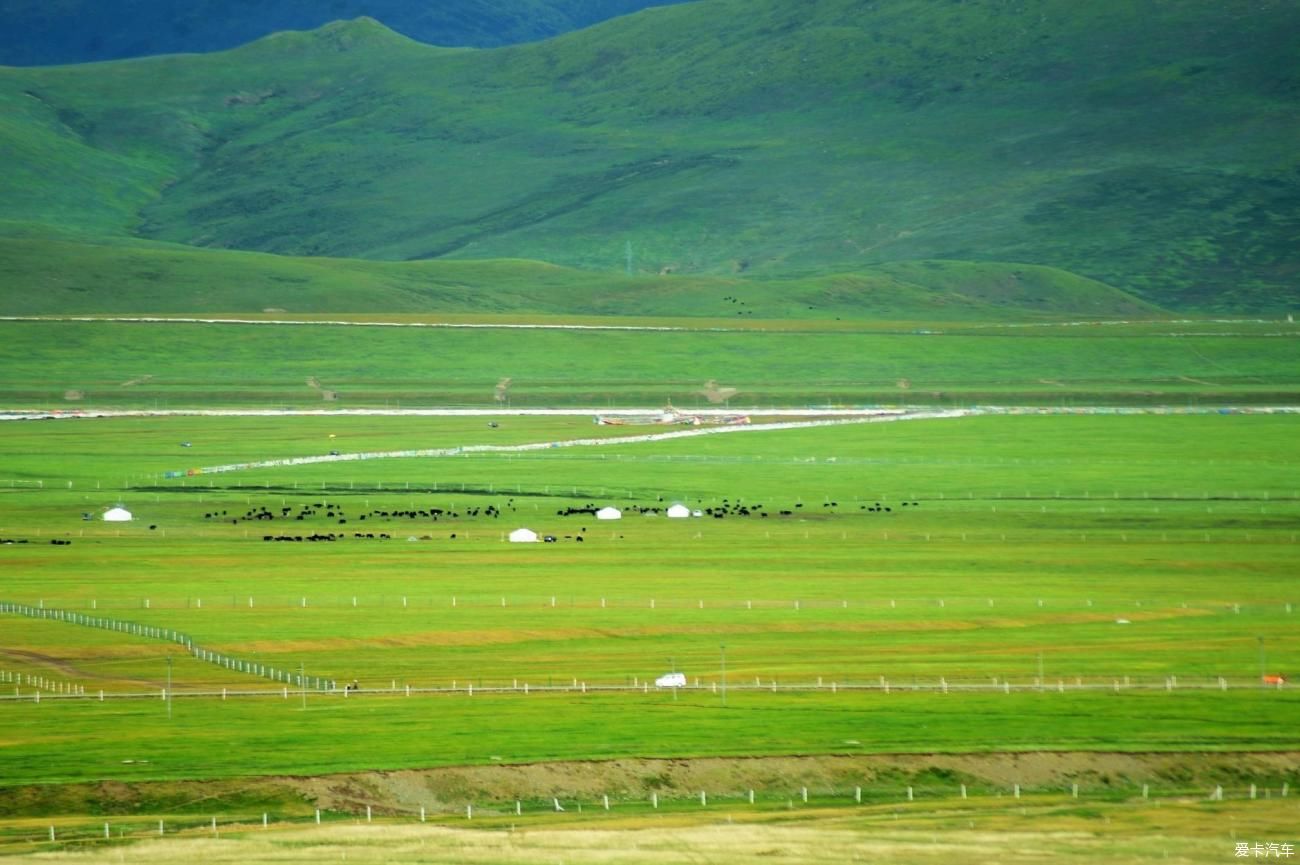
top-left (5, 778), bottom-right (1292, 850)
top-left (1, 600), bottom-right (1291, 701)
top-left (0, 602), bottom-right (334, 692)
top-left (0, 674), bottom-right (1288, 704)
top-left (4, 594), bottom-right (1295, 614)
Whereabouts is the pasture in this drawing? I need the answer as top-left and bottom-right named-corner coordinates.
top-left (1, 408), bottom-right (1298, 858)
top-left (0, 317), bottom-right (1297, 408)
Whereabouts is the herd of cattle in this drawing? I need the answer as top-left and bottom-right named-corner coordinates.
top-left (187, 494), bottom-right (922, 543)
top-left (557, 499), bottom-right (920, 519)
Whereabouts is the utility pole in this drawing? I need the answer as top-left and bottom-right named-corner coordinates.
top-left (720, 644), bottom-right (727, 708)
top-left (166, 655), bottom-right (172, 720)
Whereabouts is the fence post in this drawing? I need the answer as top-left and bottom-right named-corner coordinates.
top-left (855, 786), bottom-right (861, 803)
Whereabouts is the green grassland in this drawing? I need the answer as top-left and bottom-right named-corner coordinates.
top-left (1, 413), bottom-right (1297, 790)
top-left (1, 318), bottom-right (1297, 408)
top-left (1, 0), bottom-right (1297, 312)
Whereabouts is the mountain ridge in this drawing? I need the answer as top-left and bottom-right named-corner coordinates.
top-left (1, 2), bottom-right (1296, 313)
top-left (0, 0), bottom-right (688, 66)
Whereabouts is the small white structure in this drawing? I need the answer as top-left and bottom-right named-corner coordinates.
top-left (595, 507), bottom-right (622, 521)
top-left (508, 528), bottom-right (539, 543)
top-left (655, 672), bottom-right (687, 688)
top-left (102, 506), bottom-right (133, 522)
top-left (666, 503), bottom-right (691, 518)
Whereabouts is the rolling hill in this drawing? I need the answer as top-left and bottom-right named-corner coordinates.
top-left (1, 0), bottom-right (1297, 314)
top-left (0, 0), bottom-right (687, 66)
top-left (0, 232), bottom-right (1161, 319)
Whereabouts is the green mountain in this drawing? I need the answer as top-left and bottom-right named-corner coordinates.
top-left (1, 0), bottom-right (1296, 315)
top-left (0, 0), bottom-right (685, 66)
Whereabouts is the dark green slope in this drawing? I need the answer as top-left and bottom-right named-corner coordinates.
top-left (0, 0), bottom-right (685, 66)
top-left (1, 1), bottom-right (1296, 313)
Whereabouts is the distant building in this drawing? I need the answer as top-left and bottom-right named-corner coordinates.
top-left (102, 506), bottom-right (133, 522)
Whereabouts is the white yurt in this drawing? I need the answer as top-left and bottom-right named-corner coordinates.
top-left (102, 506), bottom-right (133, 522)
top-left (595, 507), bottom-right (622, 520)
top-left (666, 503), bottom-right (691, 519)
top-left (508, 528), bottom-right (539, 543)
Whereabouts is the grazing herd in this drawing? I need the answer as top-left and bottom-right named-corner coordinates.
top-left (559, 498), bottom-right (919, 520)
top-left (4, 495), bottom-right (920, 549)
top-left (721, 295), bottom-right (756, 316)
top-left (200, 498), bottom-right (527, 543)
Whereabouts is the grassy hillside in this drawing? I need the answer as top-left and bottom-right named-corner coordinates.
top-left (0, 0), bottom-right (685, 66)
top-left (0, 233), bottom-right (1162, 319)
top-left (0, 1), bottom-right (1297, 312)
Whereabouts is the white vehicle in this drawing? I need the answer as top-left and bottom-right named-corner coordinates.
top-left (655, 672), bottom-right (687, 688)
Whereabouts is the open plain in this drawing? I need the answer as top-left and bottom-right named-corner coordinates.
top-left (1, 333), bottom-right (1297, 860)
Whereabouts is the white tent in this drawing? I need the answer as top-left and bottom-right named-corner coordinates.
top-left (595, 507), bottom-right (622, 520)
top-left (666, 503), bottom-right (691, 519)
top-left (102, 506), bottom-right (133, 522)
top-left (508, 528), bottom-right (539, 543)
